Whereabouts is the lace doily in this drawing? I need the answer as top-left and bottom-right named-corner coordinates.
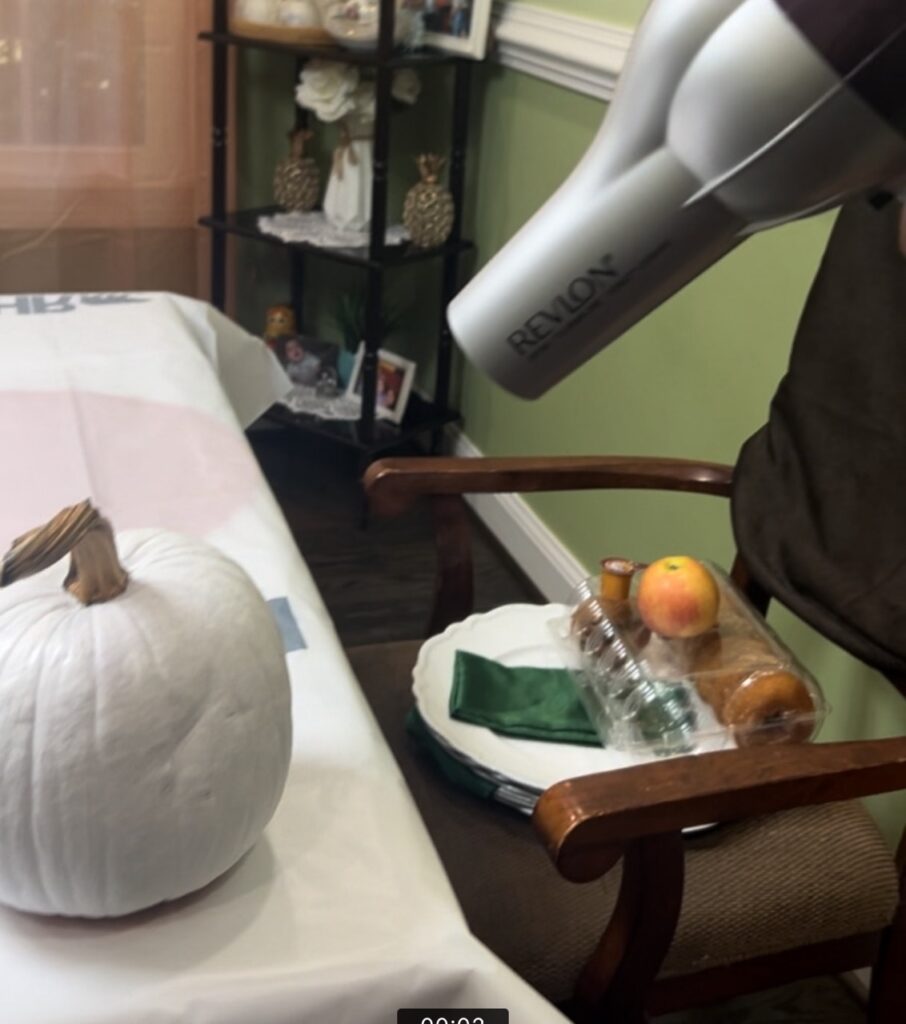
top-left (258, 211), bottom-right (409, 249)
top-left (280, 384), bottom-right (362, 421)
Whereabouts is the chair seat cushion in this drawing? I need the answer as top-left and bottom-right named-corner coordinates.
top-left (348, 641), bottom-right (900, 1005)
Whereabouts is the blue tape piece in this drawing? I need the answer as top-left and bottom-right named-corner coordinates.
top-left (268, 597), bottom-right (306, 652)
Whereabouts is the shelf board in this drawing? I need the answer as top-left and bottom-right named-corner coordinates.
top-left (200, 208), bottom-right (474, 269)
top-left (264, 392), bottom-right (461, 455)
top-left (199, 30), bottom-right (458, 68)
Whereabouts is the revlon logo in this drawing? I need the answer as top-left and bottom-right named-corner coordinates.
top-left (507, 255), bottom-right (619, 356)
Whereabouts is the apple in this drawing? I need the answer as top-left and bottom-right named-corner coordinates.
top-left (636, 555), bottom-right (719, 638)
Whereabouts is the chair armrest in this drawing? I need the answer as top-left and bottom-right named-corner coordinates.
top-left (364, 455), bottom-right (734, 516)
top-left (364, 455), bottom-right (742, 637)
top-left (535, 736), bottom-right (906, 882)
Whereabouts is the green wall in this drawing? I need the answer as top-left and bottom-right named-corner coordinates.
top-left (459, 55), bottom-right (906, 844)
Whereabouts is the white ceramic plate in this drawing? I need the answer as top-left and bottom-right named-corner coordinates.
top-left (413, 604), bottom-right (642, 792)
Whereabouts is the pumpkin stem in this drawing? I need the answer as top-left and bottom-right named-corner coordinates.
top-left (1, 500), bottom-right (128, 605)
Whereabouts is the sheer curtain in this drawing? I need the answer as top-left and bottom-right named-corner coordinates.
top-left (0, 0), bottom-right (212, 298)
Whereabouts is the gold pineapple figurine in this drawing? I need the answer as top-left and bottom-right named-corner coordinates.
top-left (403, 154), bottom-right (455, 249)
top-left (274, 128), bottom-right (321, 213)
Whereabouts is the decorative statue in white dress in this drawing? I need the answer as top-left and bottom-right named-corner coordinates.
top-left (323, 82), bottom-right (376, 233)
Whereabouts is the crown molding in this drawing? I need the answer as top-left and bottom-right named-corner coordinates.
top-left (491, 1), bottom-right (634, 101)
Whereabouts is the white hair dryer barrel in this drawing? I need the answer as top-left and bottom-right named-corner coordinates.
top-left (449, 153), bottom-right (743, 399)
top-left (448, 0), bottom-right (906, 399)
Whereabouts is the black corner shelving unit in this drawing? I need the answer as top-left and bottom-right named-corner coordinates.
top-left (200, 0), bottom-right (474, 458)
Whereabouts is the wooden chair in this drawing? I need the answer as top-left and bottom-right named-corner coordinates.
top-left (348, 454), bottom-right (906, 1024)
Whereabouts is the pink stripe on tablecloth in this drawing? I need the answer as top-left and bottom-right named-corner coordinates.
top-left (0, 390), bottom-right (260, 550)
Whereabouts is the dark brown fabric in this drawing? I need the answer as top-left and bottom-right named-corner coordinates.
top-left (349, 641), bottom-right (898, 1005)
top-left (733, 201), bottom-right (906, 676)
top-left (774, 1), bottom-right (906, 138)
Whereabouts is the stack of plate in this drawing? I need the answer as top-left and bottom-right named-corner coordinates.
top-left (411, 603), bottom-right (639, 814)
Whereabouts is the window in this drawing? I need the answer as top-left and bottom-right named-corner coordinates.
top-left (0, 0), bottom-right (210, 231)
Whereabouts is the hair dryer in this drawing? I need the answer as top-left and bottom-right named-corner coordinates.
top-left (448, 0), bottom-right (906, 399)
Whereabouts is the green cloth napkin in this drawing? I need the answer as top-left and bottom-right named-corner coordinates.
top-left (406, 706), bottom-right (498, 800)
top-left (449, 649), bottom-right (600, 746)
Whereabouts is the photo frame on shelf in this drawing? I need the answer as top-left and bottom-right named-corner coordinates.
top-left (408, 0), bottom-right (493, 60)
top-left (346, 343), bottom-right (416, 425)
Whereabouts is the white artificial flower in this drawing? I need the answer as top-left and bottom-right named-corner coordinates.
top-left (317, 88), bottom-right (358, 122)
top-left (296, 60), bottom-right (360, 123)
top-left (392, 68), bottom-right (421, 106)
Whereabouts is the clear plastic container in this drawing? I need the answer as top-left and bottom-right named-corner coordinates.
top-left (564, 559), bottom-right (827, 757)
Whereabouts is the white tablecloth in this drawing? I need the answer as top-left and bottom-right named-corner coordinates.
top-left (0, 293), bottom-right (568, 1024)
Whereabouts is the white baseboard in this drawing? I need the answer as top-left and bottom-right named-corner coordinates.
top-left (446, 428), bottom-right (588, 602)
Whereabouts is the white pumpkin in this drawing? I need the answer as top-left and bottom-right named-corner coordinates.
top-left (0, 502), bottom-right (292, 918)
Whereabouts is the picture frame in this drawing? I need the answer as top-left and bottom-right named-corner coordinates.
top-left (345, 343), bottom-right (416, 425)
top-left (268, 322), bottom-right (341, 390)
top-left (406, 0), bottom-right (493, 60)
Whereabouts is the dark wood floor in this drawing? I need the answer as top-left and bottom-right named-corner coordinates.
top-left (250, 425), bottom-right (541, 647)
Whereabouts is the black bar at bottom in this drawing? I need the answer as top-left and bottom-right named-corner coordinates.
top-left (397, 1012), bottom-right (508, 1024)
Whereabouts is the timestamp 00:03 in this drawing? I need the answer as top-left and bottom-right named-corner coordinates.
top-left (397, 1011), bottom-right (508, 1024)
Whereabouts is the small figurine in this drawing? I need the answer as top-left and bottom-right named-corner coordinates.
top-left (264, 304), bottom-right (297, 352)
top-left (315, 366), bottom-right (340, 397)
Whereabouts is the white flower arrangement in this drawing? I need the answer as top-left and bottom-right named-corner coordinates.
top-left (295, 61), bottom-right (361, 123)
top-left (296, 61), bottom-right (421, 126)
